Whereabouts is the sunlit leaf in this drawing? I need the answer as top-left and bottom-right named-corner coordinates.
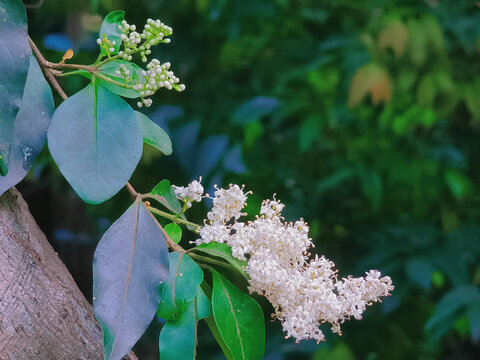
top-left (164, 222), bottom-right (182, 244)
top-left (93, 199), bottom-right (169, 360)
top-left (211, 269), bottom-right (265, 360)
top-left (348, 63), bottom-right (391, 107)
top-left (0, 56), bottom-right (54, 196)
top-left (48, 81), bottom-right (143, 204)
top-left (377, 19), bottom-right (409, 57)
top-left (0, 0), bottom-right (31, 175)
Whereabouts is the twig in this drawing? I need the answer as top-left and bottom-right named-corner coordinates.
top-left (125, 182), bottom-right (138, 199)
top-left (28, 36), bottom-right (68, 100)
top-left (148, 206), bottom-right (201, 230)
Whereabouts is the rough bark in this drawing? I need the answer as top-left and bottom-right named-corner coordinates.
top-left (0, 188), bottom-right (137, 360)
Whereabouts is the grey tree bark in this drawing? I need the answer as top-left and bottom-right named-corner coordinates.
top-left (0, 188), bottom-right (137, 360)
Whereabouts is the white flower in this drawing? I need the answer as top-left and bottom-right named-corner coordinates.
top-left (207, 184), bottom-right (249, 224)
top-left (173, 177), bottom-right (204, 207)
top-left (175, 182), bottom-right (395, 343)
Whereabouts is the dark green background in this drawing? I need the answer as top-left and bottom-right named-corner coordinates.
top-left (21, 0), bottom-right (480, 358)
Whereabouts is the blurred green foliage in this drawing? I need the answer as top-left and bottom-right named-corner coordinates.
top-left (24, 0), bottom-right (480, 358)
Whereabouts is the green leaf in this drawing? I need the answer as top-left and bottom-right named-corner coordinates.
top-left (0, 0), bottom-right (31, 175)
top-left (314, 342), bottom-right (355, 360)
top-left (159, 288), bottom-right (211, 360)
top-left (76, 61), bottom-right (143, 99)
top-left (99, 10), bottom-right (125, 56)
top-left (164, 223), bottom-right (182, 244)
top-left (159, 299), bottom-right (197, 360)
top-left (136, 111), bottom-right (173, 155)
top-left (150, 179), bottom-right (183, 214)
top-left (201, 282), bottom-right (234, 360)
top-left (157, 252), bottom-right (204, 320)
top-left (93, 200), bottom-right (169, 360)
top-left (426, 285), bottom-right (480, 339)
top-left (298, 115), bottom-right (321, 153)
top-left (196, 287), bottom-right (212, 320)
top-left (98, 60), bottom-right (143, 98)
top-left (47, 81), bottom-right (143, 204)
top-left (0, 56), bottom-right (54, 196)
top-left (211, 269), bottom-right (265, 360)
top-left (192, 242), bottom-right (249, 281)
top-left (445, 169), bottom-right (473, 199)
top-left (358, 169), bottom-right (383, 212)
top-left (466, 302), bottom-right (480, 341)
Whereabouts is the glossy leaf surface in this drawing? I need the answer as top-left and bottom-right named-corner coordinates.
top-left (93, 200), bottom-right (169, 360)
top-left (99, 10), bottom-right (124, 56)
top-left (164, 222), bottom-right (182, 244)
top-left (48, 82), bottom-right (143, 204)
top-left (0, 56), bottom-right (54, 196)
top-left (211, 269), bottom-right (265, 360)
top-left (0, 0), bottom-right (31, 175)
top-left (159, 300), bottom-right (197, 360)
top-left (193, 243), bottom-right (249, 281)
top-left (159, 288), bottom-right (212, 360)
top-left (150, 179), bottom-right (183, 214)
top-left (136, 111), bottom-right (173, 155)
top-left (157, 252), bottom-right (203, 320)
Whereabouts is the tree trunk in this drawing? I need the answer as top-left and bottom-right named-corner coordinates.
top-left (0, 188), bottom-right (137, 360)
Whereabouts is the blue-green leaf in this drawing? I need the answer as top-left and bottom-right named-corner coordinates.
top-left (93, 200), bottom-right (169, 360)
top-left (98, 60), bottom-right (143, 98)
top-left (99, 10), bottom-right (125, 56)
top-left (164, 223), bottom-right (182, 244)
top-left (426, 285), bottom-right (480, 339)
top-left (136, 111), bottom-right (173, 155)
top-left (0, 0), bottom-right (31, 175)
top-left (159, 288), bottom-right (212, 360)
top-left (211, 269), bottom-right (265, 360)
top-left (196, 287), bottom-right (212, 320)
top-left (47, 81), bottom-right (143, 204)
top-left (0, 56), bottom-right (54, 196)
top-left (159, 300), bottom-right (197, 360)
top-left (157, 252), bottom-right (204, 321)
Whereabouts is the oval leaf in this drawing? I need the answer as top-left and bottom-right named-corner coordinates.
top-left (0, 56), bottom-right (54, 196)
top-left (99, 60), bottom-right (143, 98)
top-left (150, 179), bottom-right (183, 214)
top-left (211, 269), bottom-right (265, 360)
top-left (164, 222), bottom-right (182, 244)
top-left (48, 81), bottom-right (143, 204)
top-left (136, 111), bottom-right (173, 155)
top-left (157, 252), bottom-right (204, 320)
top-left (99, 10), bottom-right (125, 56)
top-left (0, 0), bottom-right (31, 175)
top-left (93, 200), bottom-right (169, 360)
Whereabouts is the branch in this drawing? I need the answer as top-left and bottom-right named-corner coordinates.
top-left (28, 36), bottom-right (68, 100)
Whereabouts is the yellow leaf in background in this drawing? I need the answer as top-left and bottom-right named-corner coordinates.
top-left (348, 63), bottom-right (391, 108)
top-left (377, 19), bottom-right (409, 57)
top-left (60, 49), bottom-right (74, 64)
